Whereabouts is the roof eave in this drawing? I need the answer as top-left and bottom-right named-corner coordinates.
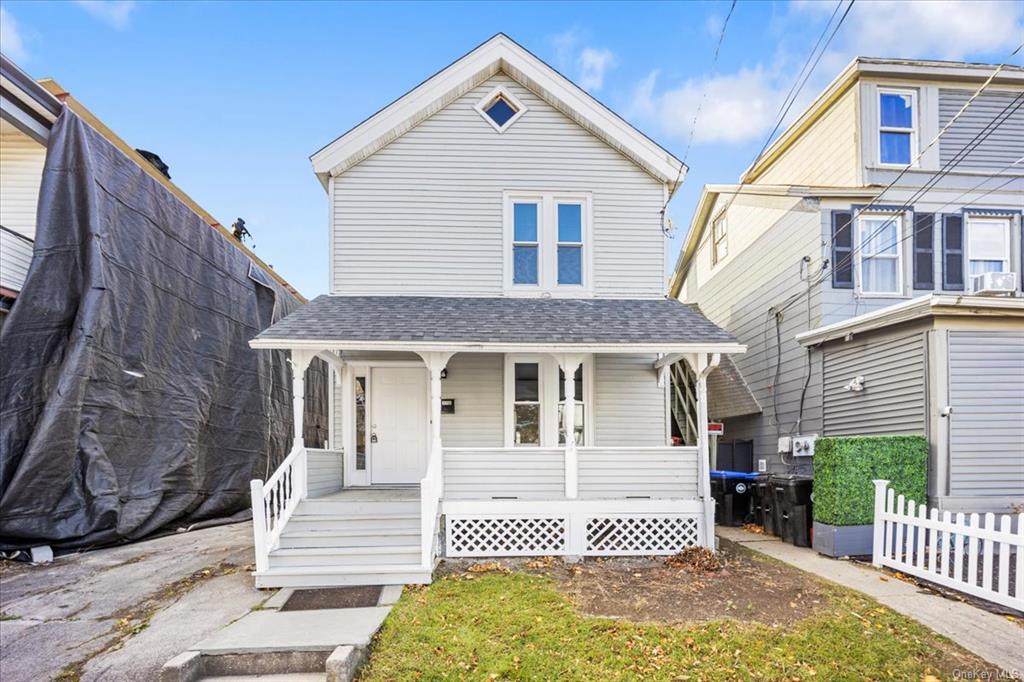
top-left (249, 337), bottom-right (747, 355)
top-left (796, 294), bottom-right (1024, 346)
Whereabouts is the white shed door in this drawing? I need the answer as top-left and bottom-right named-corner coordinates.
top-left (370, 367), bottom-right (428, 484)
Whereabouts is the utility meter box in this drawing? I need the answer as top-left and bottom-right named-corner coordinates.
top-left (792, 435), bottom-right (817, 457)
top-left (777, 436), bottom-right (792, 454)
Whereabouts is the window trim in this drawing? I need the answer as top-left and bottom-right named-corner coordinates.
top-left (503, 354), bottom-right (594, 448)
top-left (474, 85), bottom-right (528, 133)
top-left (877, 87), bottom-right (918, 168)
top-left (503, 191), bottom-right (593, 296)
top-left (855, 212), bottom-right (905, 297)
top-left (711, 211), bottom-right (728, 265)
top-left (965, 214), bottom-right (1012, 291)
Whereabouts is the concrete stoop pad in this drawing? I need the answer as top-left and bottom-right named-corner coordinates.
top-left (162, 606), bottom-right (388, 681)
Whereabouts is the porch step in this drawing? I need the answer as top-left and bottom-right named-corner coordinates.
top-left (298, 499), bottom-right (419, 516)
top-left (269, 546), bottom-right (421, 568)
top-left (255, 565), bottom-right (432, 589)
top-left (278, 528), bottom-right (421, 549)
top-left (284, 513), bottom-right (420, 533)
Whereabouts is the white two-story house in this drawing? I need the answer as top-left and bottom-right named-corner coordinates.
top-left (247, 34), bottom-right (744, 588)
top-left (672, 58), bottom-right (1023, 515)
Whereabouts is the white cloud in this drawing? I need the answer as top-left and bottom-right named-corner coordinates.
top-left (577, 47), bottom-right (616, 91)
top-left (796, 0), bottom-right (1023, 61)
top-left (549, 28), bottom-right (580, 70)
top-left (629, 66), bottom-right (790, 145)
top-left (1, 8), bottom-right (29, 61)
top-left (629, 0), bottom-right (1024, 148)
top-left (74, 0), bottom-right (136, 30)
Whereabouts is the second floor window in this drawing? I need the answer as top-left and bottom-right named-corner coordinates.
top-left (857, 214), bottom-right (903, 295)
top-left (505, 192), bottom-right (591, 293)
top-left (712, 213), bottom-right (728, 265)
top-left (966, 215), bottom-right (1011, 282)
top-left (879, 89), bottom-right (916, 166)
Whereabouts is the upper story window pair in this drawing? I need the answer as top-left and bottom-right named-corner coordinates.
top-left (878, 89), bottom-right (917, 166)
top-left (506, 192), bottom-right (591, 293)
top-left (833, 209), bottom-right (1015, 296)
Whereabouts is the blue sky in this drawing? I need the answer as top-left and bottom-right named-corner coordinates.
top-left (3, 0), bottom-right (1021, 297)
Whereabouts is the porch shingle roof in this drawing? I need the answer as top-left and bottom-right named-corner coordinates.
top-left (254, 296), bottom-right (736, 345)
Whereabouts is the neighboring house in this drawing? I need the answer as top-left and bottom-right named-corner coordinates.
top-left (0, 55), bottom-right (327, 551)
top-left (670, 57), bottom-right (1024, 514)
top-left (247, 34), bottom-right (744, 588)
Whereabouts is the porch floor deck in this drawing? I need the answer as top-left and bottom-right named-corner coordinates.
top-left (310, 487), bottom-right (420, 502)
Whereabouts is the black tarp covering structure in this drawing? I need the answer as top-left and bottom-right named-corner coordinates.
top-left (0, 109), bottom-right (327, 551)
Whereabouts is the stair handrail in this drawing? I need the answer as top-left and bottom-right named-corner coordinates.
top-left (250, 442), bottom-right (307, 573)
top-left (419, 446), bottom-right (443, 569)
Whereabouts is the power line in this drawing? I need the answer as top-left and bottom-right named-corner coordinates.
top-left (680, 0), bottom-right (737, 167)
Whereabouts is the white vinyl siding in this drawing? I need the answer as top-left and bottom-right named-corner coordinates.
top-left (441, 353), bottom-right (504, 447)
top-left (0, 228), bottom-right (34, 294)
top-left (593, 354), bottom-right (667, 446)
top-left (331, 74), bottom-right (665, 297)
top-left (0, 132), bottom-right (46, 240)
top-left (948, 331), bottom-right (1024, 498)
top-left (938, 89), bottom-right (1024, 171)
top-left (822, 331), bottom-right (927, 436)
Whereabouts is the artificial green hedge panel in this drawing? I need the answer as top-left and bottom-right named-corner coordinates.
top-left (813, 435), bottom-right (928, 526)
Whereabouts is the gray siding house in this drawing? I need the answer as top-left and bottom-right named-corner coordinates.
top-left (247, 35), bottom-right (744, 588)
top-left (671, 58), bottom-right (1023, 514)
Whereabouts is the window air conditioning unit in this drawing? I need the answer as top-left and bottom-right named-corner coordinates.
top-left (972, 271), bottom-right (1017, 296)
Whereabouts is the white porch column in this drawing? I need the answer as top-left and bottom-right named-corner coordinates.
top-left (556, 354), bottom-right (584, 500)
top-left (290, 349), bottom-right (316, 448)
top-left (416, 352), bottom-right (454, 480)
top-left (686, 352), bottom-right (720, 549)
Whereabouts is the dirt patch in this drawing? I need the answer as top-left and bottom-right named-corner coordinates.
top-left (439, 539), bottom-right (831, 627)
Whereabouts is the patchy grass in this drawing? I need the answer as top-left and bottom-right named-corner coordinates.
top-left (359, 567), bottom-right (994, 681)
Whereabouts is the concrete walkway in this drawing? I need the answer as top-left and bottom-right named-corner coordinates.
top-left (719, 527), bottom-right (1024, 675)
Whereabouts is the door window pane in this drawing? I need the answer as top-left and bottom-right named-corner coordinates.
top-left (514, 404), bottom-right (540, 445)
top-left (354, 376), bottom-right (367, 470)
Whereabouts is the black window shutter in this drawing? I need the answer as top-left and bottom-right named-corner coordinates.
top-left (913, 213), bottom-right (935, 290)
top-left (942, 214), bottom-right (964, 291)
top-left (831, 210), bottom-right (854, 289)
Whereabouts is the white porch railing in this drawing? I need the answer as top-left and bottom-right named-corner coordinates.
top-left (872, 480), bottom-right (1023, 611)
top-left (420, 446), bottom-right (444, 568)
top-left (250, 444), bottom-right (307, 573)
top-left (442, 446), bottom-right (700, 500)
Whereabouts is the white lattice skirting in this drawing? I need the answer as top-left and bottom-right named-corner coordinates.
top-left (445, 512), bottom-right (705, 558)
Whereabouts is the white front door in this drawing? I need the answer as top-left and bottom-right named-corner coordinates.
top-left (370, 367), bottom-right (428, 484)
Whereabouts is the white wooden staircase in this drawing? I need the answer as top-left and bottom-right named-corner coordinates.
top-left (255, 489), bottom-right (433, 588)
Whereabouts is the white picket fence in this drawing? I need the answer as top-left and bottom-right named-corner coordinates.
top-left (872, 480), bottom-right (1023, 611)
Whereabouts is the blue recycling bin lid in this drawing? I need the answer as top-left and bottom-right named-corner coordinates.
top-left (710, 470), bottom-right (760, 480)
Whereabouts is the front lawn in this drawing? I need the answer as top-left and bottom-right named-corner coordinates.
top-left (359, 551), bottom-right (994, 681)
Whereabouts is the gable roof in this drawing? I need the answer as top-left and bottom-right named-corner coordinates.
top-left (310, 34), bottom-right (685, 191)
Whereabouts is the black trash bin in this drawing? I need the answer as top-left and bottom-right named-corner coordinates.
top-left (710, 470), bottom-right (757, 527)
top-left (770, 474), bottom-right (813, 547)
top-left (750, 473), bottom-right (771, 529)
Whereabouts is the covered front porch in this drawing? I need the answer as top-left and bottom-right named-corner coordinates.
top-left (246, 296), bottom-right (744, 587)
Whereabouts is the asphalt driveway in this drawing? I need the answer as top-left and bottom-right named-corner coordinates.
top-left (0, 522), bottom-right (265, 682)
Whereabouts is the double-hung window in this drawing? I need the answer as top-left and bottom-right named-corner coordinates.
top-left (512, 202), bottom-right (540, 285)
top-left (512, 362), bottom-right (541, 446)
top-left (505, 193), bottom-right (591, 293)
top-left (878, 89), bottom-right (916, 166)
top-left (712, 213), bottom-right (728, 265)
top-left (558, 365), bottom-right (585, 445)
top-left (857, 213), bottom-right (903, 295)
top-left (966, 215), bottom-right (1011, 284)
